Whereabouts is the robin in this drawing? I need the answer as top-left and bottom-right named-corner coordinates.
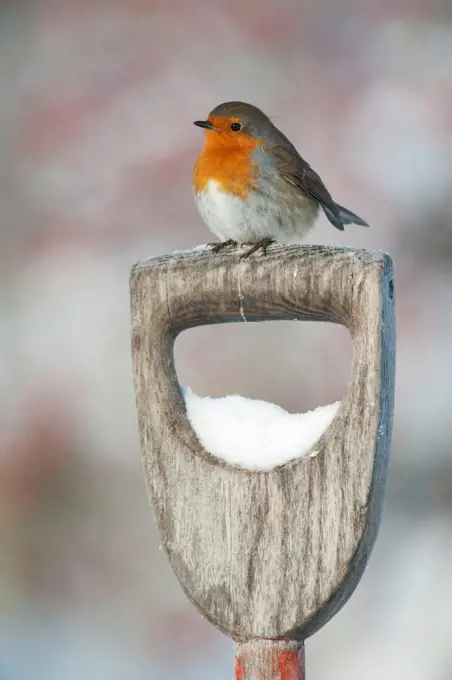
top-left (193, 101), bottom-right (368, 257)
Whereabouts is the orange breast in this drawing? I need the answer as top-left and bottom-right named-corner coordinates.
top-left (194, 131), bottom-right (263, 200)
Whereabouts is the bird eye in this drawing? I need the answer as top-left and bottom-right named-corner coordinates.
top-left (230, 122), bottom-right (242, 132)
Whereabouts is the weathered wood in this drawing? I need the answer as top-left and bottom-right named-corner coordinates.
top-left (130, 243), bottom-right (395, 641)
top-left (235, 639), bottom-right (304, 680)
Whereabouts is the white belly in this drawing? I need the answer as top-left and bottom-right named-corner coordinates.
top-left (194, 180), bottom-right (318, 244)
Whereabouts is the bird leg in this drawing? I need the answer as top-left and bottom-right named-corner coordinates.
top-left (209, 239), bottom-right (238, 253)
top-left (240, 237), bottom-right (275, 259)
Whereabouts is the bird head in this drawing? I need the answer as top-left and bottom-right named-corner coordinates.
top-left (194, 101), bottom-right (277, 151)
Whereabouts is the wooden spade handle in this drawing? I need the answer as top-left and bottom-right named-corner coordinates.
top-left (130, 244), bottom-right (395, 641)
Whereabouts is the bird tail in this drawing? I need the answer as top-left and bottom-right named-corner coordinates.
top-left (335, 203), bottom-right (369, 227)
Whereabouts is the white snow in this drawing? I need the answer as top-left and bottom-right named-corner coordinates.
top-left (171, 244), bottom-right (210, 255)
top-left (182, 387), bottom-right (340, 470)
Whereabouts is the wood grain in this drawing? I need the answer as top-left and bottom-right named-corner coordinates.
top-left (235, 639), bottom-right (304, 680)
top-left (130, 243), bottom-right (396, 641)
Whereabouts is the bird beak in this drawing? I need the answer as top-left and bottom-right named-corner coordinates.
top-left (194, 120), bottom-right (218, 131)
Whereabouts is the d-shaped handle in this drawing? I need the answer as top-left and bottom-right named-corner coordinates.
top-left (130, 244), bottom-right (395, 640)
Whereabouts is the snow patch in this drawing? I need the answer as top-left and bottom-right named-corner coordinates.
top-left (182, 387), bottom-right (340, 470)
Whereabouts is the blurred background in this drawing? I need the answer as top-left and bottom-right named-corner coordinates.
top-left (1, 0), bottom-right (452, 678)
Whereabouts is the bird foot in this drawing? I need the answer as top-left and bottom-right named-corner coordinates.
top-left (240, 238), bottom-right (275, 259)
top-left (209, 239), bottom-right (238, 253)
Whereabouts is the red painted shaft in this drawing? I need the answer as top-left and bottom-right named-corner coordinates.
top-left (235, 639), bottom-right (305, 680)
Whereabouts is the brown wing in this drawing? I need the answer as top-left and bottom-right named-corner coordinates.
top-left (271, 144), bottom-right (344, 231)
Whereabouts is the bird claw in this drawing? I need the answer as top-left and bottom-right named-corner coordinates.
top-left (240, 238), bottom-right (275, 259)
top-left (209, 240), bottom-right (238, 253)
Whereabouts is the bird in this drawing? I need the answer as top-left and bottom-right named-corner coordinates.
top-left (193, 101), bottom-right (368, 258)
